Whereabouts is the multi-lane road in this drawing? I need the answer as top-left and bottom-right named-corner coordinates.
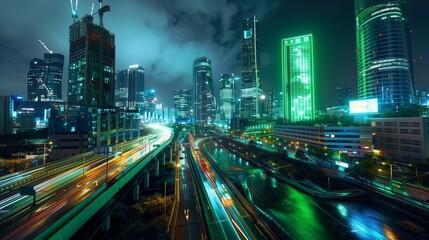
top-left (0, 124), bottom-right (172, 239)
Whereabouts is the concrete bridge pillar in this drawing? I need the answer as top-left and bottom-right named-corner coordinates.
top-left (169, 146), bottom-right (173, 162)
top-left (130, 116), bottom-right (134, 139)
top-left (102, 213), bottom-right (110, 231)
top-left (144, 169), bottom-right (149, 188)
top-left (155, 157), bottom-right (160, 176)
top-left (133, 183), bottom-right (140, 201)
top-left (162, 153), bottom-right (166, 166)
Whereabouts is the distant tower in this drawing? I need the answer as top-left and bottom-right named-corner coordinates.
top-left (115, 65), bottom-right (145, 108)
top-left (282, 34), bottom-right (315, 122)
top-left (193, 57), bottom-right (215, 123)
top-left (219, 74), bottom-right (235, 122)
top-left (27, 58), bottom-right (46, 101)
top-left (0, 96), bottom-right (13, 134)
top-left (68, 15), bottom-right (115, 108)
top-left (174, 89), bottom-right (192, 123)
top-left (241, 15), bottom-right (262, 119)
top-left (336, 86), bottom-right (352, 106)
top-left (43, 53), bottom-right (64, 100)
top-left (355, 0), bottom-right (414, 111)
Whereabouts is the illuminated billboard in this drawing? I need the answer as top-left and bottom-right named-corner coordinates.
top-left (349, 98), bottom-right (378, 114)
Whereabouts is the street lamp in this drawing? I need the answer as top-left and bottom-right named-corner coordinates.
top-left (43, 141), bottom-right (53, 165)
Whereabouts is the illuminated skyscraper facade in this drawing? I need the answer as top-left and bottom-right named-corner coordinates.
top-left (355, 0), bottom-right (414, 111)
top-left (241, 15), bottom-right (262, 118)
top-left (193, 57), bottom-right (215, 123)
top-left (173, 89), bottom-right (192, 123)
top-left (282, 34), bottom-right (315, 122)
top-left (115, 65), bottom-right (145, 108)
top-left (219, 74), bottom-right (235, 123)
top-left (68, 15), bottom-right (115, 108)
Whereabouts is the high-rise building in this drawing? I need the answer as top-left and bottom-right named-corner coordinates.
top-left (142, 89), bottom-right (157, 122)
top-left (336, 86), bottom-right (352, 106)
top-left (0, 96), bottom-right (13, 134)
top-left (68, 15), bottom-right (115, 108)
top-left (414, 89), bottom-right (428, 106)
top-left (355, 0), bottom-right (414, 111)
top-left (241, 15), bottom-right (262, 119)
top-left (193, 57), bottom-right (215, 123)
top-left (282, 34), bottom-right (315, 122)
top-left (219, 74), bottom-right (235, 122)
top-left (44, 53), bottom-right (64, 100)
top-left (27, 53), bottom-right (64, 102)
top-left (27, 58), bottom-right (45, 101)
top-left (174, 89), bottom-right (192, 123)
top-left (115, 65), bottom-right (145, 108)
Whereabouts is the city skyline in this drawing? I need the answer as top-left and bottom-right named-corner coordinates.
top-left (0, 0), bottom-right (428, 109)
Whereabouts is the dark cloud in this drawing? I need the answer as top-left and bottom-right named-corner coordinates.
top-left (0, 0), bottom-right (427, 110)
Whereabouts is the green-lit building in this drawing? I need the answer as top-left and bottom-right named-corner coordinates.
top-left (281, 34), bottom-right (315, 122)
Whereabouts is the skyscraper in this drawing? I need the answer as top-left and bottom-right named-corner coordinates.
top-left (355, 0), bottom-right (414, 111)
top-left (0, 96), bottom-right (13, 134)
top-left (44, 53), bottom-right (64, 100)
top-left (27, 53), bottom-right (64, 101)
top-left (336, 86), bottom-right (352, 106)
top-left (115, 65), bottom-right (145, 108)
top-left (68, 15), bottom-right (115, 108)
top-left (241, 15), bottom-right (262, 119)
top-left (193, 57), bottom-right (215, 123)
top-left (282, 34), bottom-right (315, 122)
top-left (219, 74), bottom-right (235, 122)
top-left (173, 89), bottom-right (192, 123)
top-left (27, 58), bottom-right (45, 101)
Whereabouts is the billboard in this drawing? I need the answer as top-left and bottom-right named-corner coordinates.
top-left (349, 98), bottom-right (378, 114)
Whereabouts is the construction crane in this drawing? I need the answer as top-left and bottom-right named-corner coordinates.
top-left (38, 39), bottom-right (53, 54)
top-left (70, 0), bottom-right (79, 22)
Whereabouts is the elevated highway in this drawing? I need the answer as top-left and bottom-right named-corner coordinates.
top-left (0, 124), bottom-right (174, 239)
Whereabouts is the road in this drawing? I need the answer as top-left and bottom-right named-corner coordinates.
top-left (0, 125), bottom-right (172, 239)
top-left (170, 144), bottom-right (204, 240)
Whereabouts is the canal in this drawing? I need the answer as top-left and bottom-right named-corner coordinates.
top-left (203, 139), bottom-right (426, 240)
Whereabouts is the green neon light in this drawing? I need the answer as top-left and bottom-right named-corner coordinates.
top-left (282, 34), bottom-right (315, 122)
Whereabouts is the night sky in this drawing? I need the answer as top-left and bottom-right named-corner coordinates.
top-left (0, 0), bottom-right (428, 110)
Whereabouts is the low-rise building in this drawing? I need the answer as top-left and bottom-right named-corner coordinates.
top-left (273, 124), bottom-right (373, 157)
top-left (370, 117), bottom-right (429, 163)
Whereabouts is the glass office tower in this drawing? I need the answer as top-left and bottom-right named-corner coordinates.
top-left (219, 74), bottom-right (235, 121)
top-left (193, 57), bottom-right (215, 123)
top-left (68, 15), bottom-right (115, 108)
top-left (355, 0), bottom-right (414, 111)
top-left (173, 89), bottom-right (192, 123)
top-left (115, 65), bottom-right (145, 108)
top-left (241, 15), bottom-right (262, 118)
top-left (282, 34), bottom-right (315, 122)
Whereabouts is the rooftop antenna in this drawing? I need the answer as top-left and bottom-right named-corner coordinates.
top-left (70, 0), bottom-right (79, 22)
top-left (91, 3), bottom-right (95, 15)
top-left (38, 39), bottom-right (53, 54)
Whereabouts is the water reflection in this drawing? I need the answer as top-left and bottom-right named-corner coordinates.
top-left (203, 140), bottom-right (420, 240)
